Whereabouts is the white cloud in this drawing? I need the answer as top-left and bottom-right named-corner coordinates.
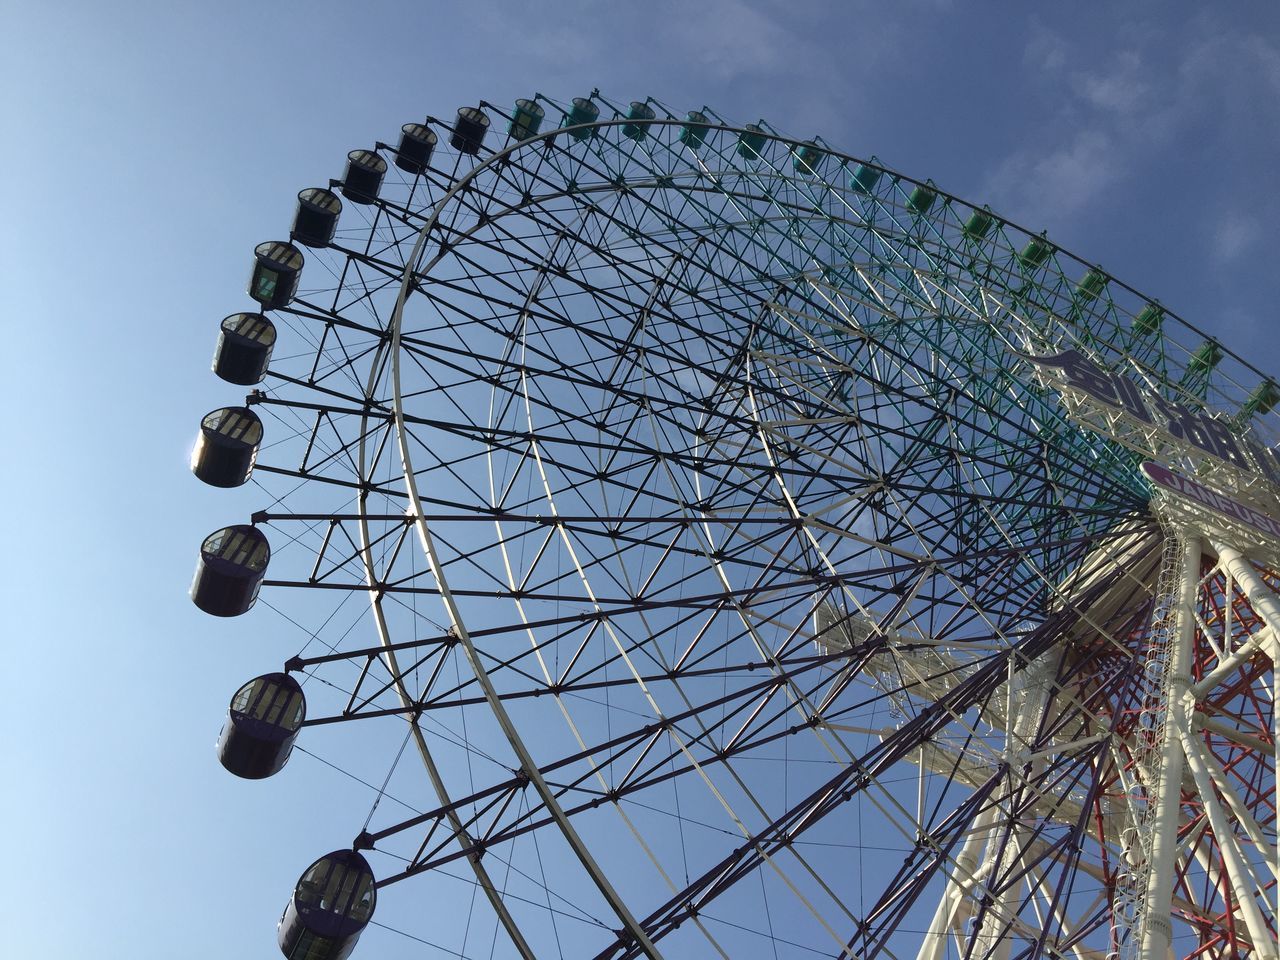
top-left (1074, 50), bottom-right (1148, 116)
top-left (1212, 213), bottom-right (1261, 263)
top-left (981, 127), bottom-right (1119, 228)
top-left (983, 20), bottom-right (1280, 229)
top-left (1024, 24), bottom-right (1068, 73)
top-left (663, 0), bottom-right (798, 81)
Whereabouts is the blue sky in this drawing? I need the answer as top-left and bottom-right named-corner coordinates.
top-left (3, 1), bottom-right (1279, 957)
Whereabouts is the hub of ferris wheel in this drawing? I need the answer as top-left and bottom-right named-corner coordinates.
top-left (188, 92), bottom-right (1279, 959)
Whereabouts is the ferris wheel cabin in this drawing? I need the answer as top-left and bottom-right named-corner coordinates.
top-left (679, 110), bottom-right (710, 149)
top-left (249, 241), bottom-right (304, 310)
top-left (341, 150), bottom-right (386, 205)
top-left (191, 406), bottom-right (263, 488)
top-left (565, 97), bottom-right (600, 141)
top-left (622, 101), bottom-right (655, 139)
top-left (191, 524), bottom-right (270, 617)
top-left (737, 123), bottom-right (766, 158)
top-left (213, 312), bottom-right (276, 385)
top-left (292, 188), bottom-right (342, 248)
top-left (217, 672), bottom-right (305, 779)
top-left (450, 106), bottom-right (489, 154)
top-left (394, 123), bottom-right (437, 175)
top-left (849, 161), bottom-right (882, 193)
top-left (508, 99), bottom-right (544, 141)
top-left (278, 850), bottom-right (376, 960)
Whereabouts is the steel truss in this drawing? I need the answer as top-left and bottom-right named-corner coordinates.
top-left (200, 92), bottom-right (1279, 958)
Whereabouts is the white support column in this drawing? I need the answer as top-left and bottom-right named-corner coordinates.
top-left (1179, 727), bottom-right (1276, 956)
top-left (917, 654), bottom-right (1053, 960)
top-left (917, 806), bottom-right (998, 960)
top-left (1210, 541), bottom-right (1280, 939)
top-left (972, 655), bottom-right (1054, 960)
top-left (1186, 731), bottom-right (1277, 881)
top-left (1139, 533), bottom-right (1200, 960)
top-left (1214, 542), bottom-right (1280, 634)
top-left (1188, 625), bottom-right (1272, 700)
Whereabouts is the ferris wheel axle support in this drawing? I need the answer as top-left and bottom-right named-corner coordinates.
top-left (1207, 540), bottom-right (1280, 951)
top-left (915, 805), bottom-right (1000, 960)
top-left (1177, 726), bottom-right (1274, 951)
top-left (1139, 533), bottom-right (1199, 960)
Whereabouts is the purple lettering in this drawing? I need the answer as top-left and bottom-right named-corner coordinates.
top-left (1148, 395), bottom-right (1190, 443)
top-left (1112, 373), bottom-right (1154, 424)
top-left (1142, 461), bottom-right (1280, 544)
top-left (1198, 416), bottom-right (1248, 469)
top-left (1056, 351), bottom-right (1120, 406)
top-left (1243, 438), bottom-right (1280, 487)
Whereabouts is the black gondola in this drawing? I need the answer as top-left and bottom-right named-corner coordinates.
top-left (217, 672), bottom-right (305, 779)
top-left (450, 106), bottom-right (489, 154)
top-left (248, 241), bottom-right (304, 309)
top-left (394, 123), bottom-right (437, 175)
top-left (213, 312), bottom-right (276, 385)
top-left (191, 525), bottom-right (270, 617)
top-left (278, 850), bottom-right (376, 960)
top-left (292, 188), bottom-right (342, 248)
top-left (341, 149), bottom-right (386, 205)
top-left (191, 407), bottom-right (263, 488)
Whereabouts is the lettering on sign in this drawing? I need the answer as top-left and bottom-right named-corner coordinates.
top-left (1142, 462), bottom-right (1280, 541)
top-left (1016, 349), bottom-right (1280, 487)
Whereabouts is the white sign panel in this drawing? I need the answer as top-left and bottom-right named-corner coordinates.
top-left (1142, 461), bottom-right (1280, 542)
top-left (1017, 348), bottom-right (1280, 489)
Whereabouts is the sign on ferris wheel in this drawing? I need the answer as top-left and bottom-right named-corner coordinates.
top-left (1019, 347), bottom-right (1280, 553)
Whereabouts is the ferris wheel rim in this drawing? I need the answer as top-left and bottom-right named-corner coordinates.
top-left (522, 97), bottom-right (1275, 394)
top-left (394, 116), bottom-right (1153, 953)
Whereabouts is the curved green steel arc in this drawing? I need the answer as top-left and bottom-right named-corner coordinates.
top-left (417, 154), bottom-right (1111, 499)
top-left (626, 122), bottom-right (1108, 389)
top-left (525, 105), bottom-right (1279, 422)
top-left (419, 231), bottom-right (1141, 624)
top-left (535, 146), bottom-right (1147, 523)
top-left (750, 287), bottom-right (1143, 508)
top-left (401, 102), bottom-right (1269, 432)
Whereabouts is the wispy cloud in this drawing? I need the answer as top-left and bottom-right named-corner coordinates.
top-left (660, 0), bottom-right (801, 82)
top-left (984, 128), bottom-right (1118, 227)
top-left (459, 0), bottom-right (887, 137)
top-left (1023, 23), bottom-right (1068, 73)
top-left (1074, 49), bottom-right (1148, 116)
top-left (1212, 212), bottom-right (1261, 263)
top-left (982, 19), bottom-right (1280, 231)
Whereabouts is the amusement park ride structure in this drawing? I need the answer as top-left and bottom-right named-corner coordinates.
top-left (190, 92), bottom-right (1279, 959)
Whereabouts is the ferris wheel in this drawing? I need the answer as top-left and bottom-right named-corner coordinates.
top-left (189, 91), bottom-right (1280, 960)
